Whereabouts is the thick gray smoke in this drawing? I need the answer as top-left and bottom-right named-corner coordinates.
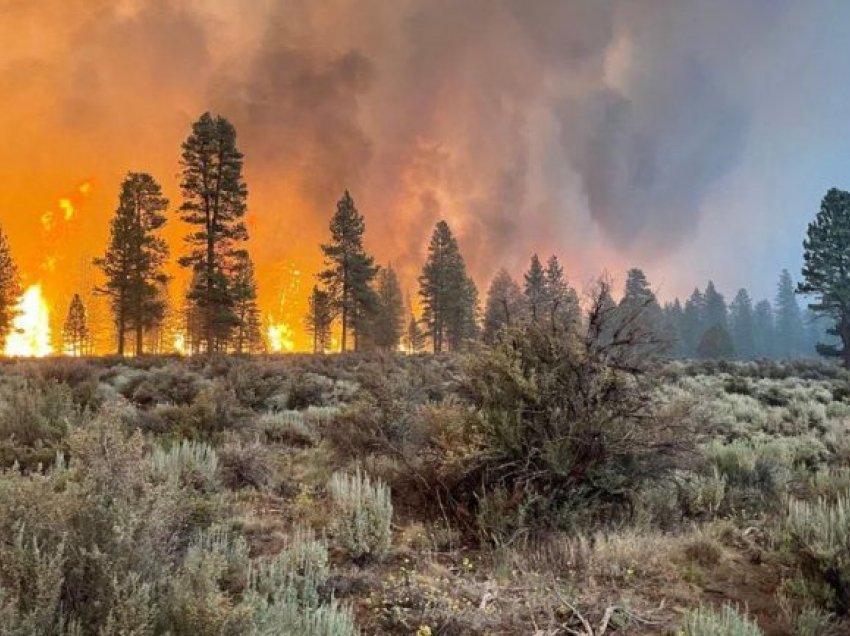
top-left (0, 0), bottom-right (797, 298)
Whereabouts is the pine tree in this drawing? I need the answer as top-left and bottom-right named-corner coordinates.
top-left (62, 293), bottom-right (89, 357)
top-left (753, 299), bottom-right (775, 359)
top-left (95, 172), bottom-right (169, 356)
top-left (483, 268), bottom-right (525, 342)
top-left (664, 299), bottom-right (686, 357)
top-left (681, 289), bottom-right (705, 357)
top-left (404, 315), bottom-right (427, 353)
top-left (305, 286), bottom-right (334, 353)
top-left (178, 112), bottom-right (248, 353)
top-left (703, 281), bottom-right (728, 331)
top-left (372, 265), bottom-right (404, 351)
top-left (729, 288), bottom-right (756, 360)
top-left (418, 221), bottom-right (478, 352)
top-left (775, 269), bottom-right (804, 359)
top-left (697, 324), bottom-right (735, 359)
top-left (0, 227), bottom-right (20, 350)
top-left (543, 255), bottom-right (579, 333)
top-left (319, 191), bottom-right (378, 351)
top-left (619, 268), bottom-right (667, 352)
top-left (798, 188), bottom-right (850, 366)
top-left (524, 254), bottom-right (546, 323)
top-left (231, 251), bottom-right (263, 354)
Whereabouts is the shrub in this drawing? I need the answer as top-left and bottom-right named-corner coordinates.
top-left (218, 440), bottom-right (273, 491)
top-left (328, 468), bottom-right (393, 563)
top-left (462, 322), bottom-right (690, 535)
top-left (782, 496), bottom-right (850, 613)
top-left (681, 604), bottom-right (763, 635)
top-left (150, 440), bottom-right (220, 493)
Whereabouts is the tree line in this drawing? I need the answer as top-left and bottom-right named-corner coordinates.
top-left (0, 113), bottom-right (848, 362)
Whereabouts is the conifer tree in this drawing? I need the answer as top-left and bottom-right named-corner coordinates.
top-left (419, 221), bottom-right (478, 352)
top-left (798, 188), bottom-right (850, 366)
top-left (775, 269), bottom-right (804, 359)
top-left (697, 324), bottom-right (735, 359)
top-left (95, 172), bottom-right (169, 356)
top-left (372, 265), bottom-right (405, 350)
top-left (753, 299), bottom-right (775, 359)
top-left (729, 288), bottom-right (756, 360)
top-left (664, 300), bottom-right (686, 357)
top-left (404, 315), bottom-right (427, 353)
top-left (703, 281), bottom-right (728, 331)
top-left (0, 227), bottom-right (20, 350)
top-left (305, 285), bottom-right (334, 353)
top-left (231, 251), bottom-right (263, 354)
top-left (483, 268), bottom-right (525, 342)
top-left (619, 268), bottom-right (666, 352)
top-left (319, 191), bottom-right (378, 351)
top-left (681, 289), bottom-right (705, 357)
top-left (543, 255), bottom-right (579, 333)
top-left (524, 254), bottom-right (546, 322)
top-left (178, 112), bottom-right (248, 353)
top-left (62, 293), bottom-right (89, 357)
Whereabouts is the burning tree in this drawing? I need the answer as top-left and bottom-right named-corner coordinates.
top-left (62, 293), bottom-right (89, 356)
top-left (0, 227), bottom-right (21, 350)
top-left (178, 112), bottom-right (248, 353)
top-left (319, 191), bottom-right (378, 351)
top-left (95, 172), bottom-right (169, 356)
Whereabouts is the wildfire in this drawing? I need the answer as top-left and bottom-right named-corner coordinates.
top-left (5, 285), bottom-right (53, 357)
top-left (267, 320), bottom-right (295, 353)
top-left (173, 332), bottom-right (186, 355)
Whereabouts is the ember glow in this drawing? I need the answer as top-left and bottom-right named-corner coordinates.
top-left (267, 321), bottom-right (295, 353)
top-left (5, 285), bottom-right (52, 358)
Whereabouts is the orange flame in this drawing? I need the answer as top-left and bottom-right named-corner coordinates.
top-left (267, 320), bottom-right (295, 352)
top-left (5, 285), bottom-right (52, 357)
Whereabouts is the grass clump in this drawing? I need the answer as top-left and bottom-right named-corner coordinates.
top-left (681, 604), bottom-right (763, 635)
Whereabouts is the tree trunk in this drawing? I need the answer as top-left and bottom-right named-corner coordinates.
top-left (136, 322), bottom-right (143, 357)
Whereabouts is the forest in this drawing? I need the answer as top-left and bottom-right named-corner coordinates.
top-left (0, 111), bottom-right (849, 635)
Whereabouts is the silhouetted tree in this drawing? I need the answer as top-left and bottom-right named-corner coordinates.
top-left (305, 285), bottom-right (334, 353)
top-left (703, 281), bottom-right (728, 331)
top-left (524, 254), bottom-right (546, 322)
top-left (95, 172), bottom-right (169, 356)
top-left (697, 324), bottom-right (735, 359)
top-left (483, 268), bottom-right (525, 342)
top-left (419, 221), bottom-right (478, 352)
top-left (753, 299), bottom-right (775, 359)
top-left (775, 269), bottom-right (804, 359)
top-left (231, 251), bottom-right (262, 354)
top-left (681, 289), bottom-right (705, 357)
top-left (372, 265), bottom-right (404, 350)
top-left (319, 191), bottom-right (378, 351)
top-left (62, 294), bottom-right (89, 357)
top-left (729, 288), bottom-right (756, 359)
top-left (0, 227), bottom-right (20, 350)
top-left (543, 255), bottom-right (579, 333)
top-left (178, 112), bottom-right (248, 353)
top-left (664, 299), bottom-right (686, 357)
top-left (798, 188), bottom-right (850, 366)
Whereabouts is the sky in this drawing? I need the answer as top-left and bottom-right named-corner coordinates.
top-left (0, 0), bottom-right (849, 348)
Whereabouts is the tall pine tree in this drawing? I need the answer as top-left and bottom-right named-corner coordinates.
top-left (372, 265), bottom-right (405, 350)
top-left (543, 255), bottom-right (579, 333)
top-left (178, 112), bottom-right (248, 353)
top-left (305, 285), bottom-right (334, 353)
top-left (483, 268), bottom-right (525, 342)
top-left (524, 254), bottom-right (546, 323)
top-left (703, 281), bottom-right (728, 331)
top-left (753, 299), bottom-right (775, 359)
top-left (231, 251), bottom-right (263, 354)
top-left (419, 221), bottom-right (478, 352)
top-left (95, 172), bottom-right (169, 356)
top-left (681, 289), bottom-right (705, 357)
top-left (729, 288), bottom-right (756, 360)
top-left (63, 293), bottom-right (89, 357)
top-left (798, 188), bottom-right (850, 366)
top-left (775, 269), bottom-right (804, 359)
top-left (319, 191), bottom-right (378, 351)
top-left (0, 227), bottom-right (20, 351)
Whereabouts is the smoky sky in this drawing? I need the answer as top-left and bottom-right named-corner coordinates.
top-left (1, 0), bottom-right (848, 320)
